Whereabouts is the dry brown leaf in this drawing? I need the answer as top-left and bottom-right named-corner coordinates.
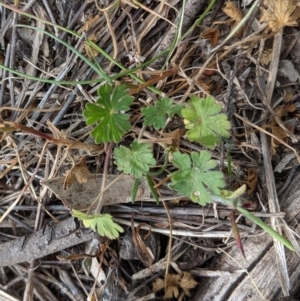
top-left (200, 28), bottom-right (220, 47)
top-left (82, 14), bottom-right (101, 32)
top-left (153, 272), bottom-right (197, 299)
top-left (179, 272), bottom-right (198, 296)
top-left (286, 103), bottom-right (297, 113)
top-left (222, 2), bottom-right (244, 37)
top-left (270, 104), bottom-right (297, 154)
top-left (80, 14), bottom-right (102, 58)
top-left (274, 104), bottom-right (297, 119)
top-left (271, 126), bottom-right (289, 154)
top-left (138, 129), bottom-right (185, 149)
top-left (245, 168), bottom-right (258, 195)
top-left (84, 35), bottom-right (99, 59)
top-left (64, 170), bottom-right (75, 190)
top-left (284, 93), bottom-right (294, 103)
top-left (161, 128), bottom-right (185, 150)
top-left (63, 157), bottom-right (91, 189)
top-left (223, 2), bottom-right (243, 22)
top-left (42, 175), bottom-right (150, 210)
top-left (260, 48), bottom-right (272, 66)
top-left (260, 0), bottom-right (300, 32)
top-left (129, 68), bottom-right (178, 95)
top-left (46, 120), bottom-right (103, 153)
top-left (153, 278), bottom-right (167, 296)
top-left (201, 65), bottom-right (219, 78)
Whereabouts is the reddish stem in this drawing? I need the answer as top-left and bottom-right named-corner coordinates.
top-left (14, 123), bottom-right (54, 141)
top-left (230, 209), bottom-right (246, 259)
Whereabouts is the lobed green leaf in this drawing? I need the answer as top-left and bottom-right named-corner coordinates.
top-left (182, 95), bottom-right (231, 148)
top-left (114, 140), bottom-right (157, 178)
top-left (141, 97), bottom-right (184, 130)
top-left (72, 210), bottom-right (124, 239)
top-left (83, 84), bottom-right (134, 143)
top-left (169, 151), bottom-right (225, 205)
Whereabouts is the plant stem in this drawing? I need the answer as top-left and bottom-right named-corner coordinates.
top-left (94, 143), bottom-right (114, 214)
top-left (211, 194), bottom-right (294, 251)
top-left (14, 123), bottom-right (54, 141)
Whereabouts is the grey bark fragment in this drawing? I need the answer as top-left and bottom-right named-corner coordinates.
top-left (0, 217), bottom-right (99, 267)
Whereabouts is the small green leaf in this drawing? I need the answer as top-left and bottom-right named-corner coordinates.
top-left (146, 175), bottom-right (160, 205)
top-left (72, 210), bottom-right (123, 239)
top-left (132, 178), bottom-right (140, 203)
top-left (114, 140), bottom-right (156, 178)
top-left (182, 95), bottom-right (231, 148)
top-left (141, 97), bottom-right (184, 130)
top-left (83, 84), bottom-right (134, 143)
top-left (169, 151), bottom-right (225, 205)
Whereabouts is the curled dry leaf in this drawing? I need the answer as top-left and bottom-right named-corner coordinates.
top-left (161, 128), bottom-right (185, 151)
top-left (64, 157), bottom-right (91, 189)
top-left (84, 35), bottom-right (98, 59)
top-left (79, 13), bottom-right (101, 57)
top-left (153, 272), bottom-right (197, 299)
top-left (200, 28), bottom-right (220, 47)
top-left (260, 48), bottom-right (272, 66)
top-left (260, 0), bottom-right (300, 32)
top-left (222, 1), bottom-right (244, 37)
top-left (270, 104), bottom-right (297, 154)
top-left (271, 125), bottom-right (291, 154)
top-left (245, 167), bottom-right (258, 195)
top-left (274, 103), bottom-right (297, 119)
top-left (82, 14), bottom-right (101, 32)
top-left (223, 2), bottom-right (243, 22)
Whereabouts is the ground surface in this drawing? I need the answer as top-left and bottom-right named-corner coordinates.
top-left (1, 1), bottom-right (300, 300)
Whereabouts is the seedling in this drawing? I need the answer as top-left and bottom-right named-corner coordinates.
top-left (211, 186), bottom-right (295, 252)
top-left (72, 210), bottom-right (124, 239)
top-left (141, 97), bottom-right (184, 130)
top-left (83, 89), bottom-right (295, 252)
top-left (0, 3), bottom-right (293, 251)
top-left (83, 84), bottom-right (134, 143)
top-left (169, 151), bottom-right (225, 205)
top-left (113, 140), bottom-right (156, 179)
top-left (182, 95), bottom-right (231, 148)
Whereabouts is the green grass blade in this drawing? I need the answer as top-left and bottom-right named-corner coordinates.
top-left (0, 48), bottom-right (171, 87)
top-left (161, 0), bottom-right (185, 69)
top-left (227, 145), bottom-right (232, 177)
top-left (0, 64), bottom-right (102, 85)
top-left (146, 175), bottom-right (160, 205)
top-left (237, 205), bottom-right (295, 251)
top-left (16, 24), bottom-right (112, 83)
top-left (0, 2), bottom-right (82, 36)
top-left (132, 178), bottom-right (140, 204)
top-left (88, 43), bottom-right (166, 95)
top-left (0, 2), bottom-right (171, 95)
top-left (181, 0), bottom-right (216, 40)
top-left (212, 0), bottom-right (260, 52)
top-left (147, 151), bottom-right (169, 177)
top-left (212, 192), bottom-right (294, 251)
top-left (0, 1), bottom-right (173, 95)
